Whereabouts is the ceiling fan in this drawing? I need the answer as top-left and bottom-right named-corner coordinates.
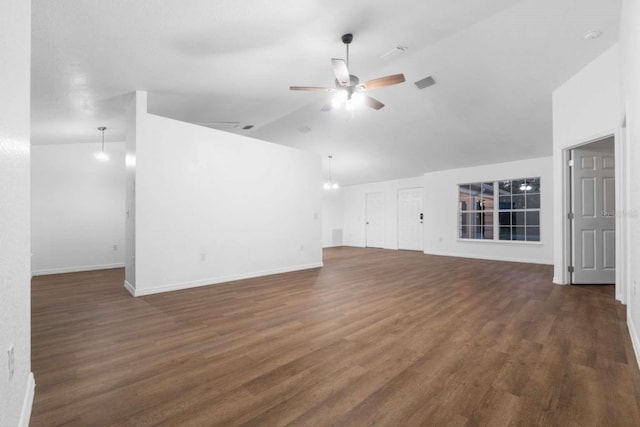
top-left (290, 33), bottom-right (406, 111)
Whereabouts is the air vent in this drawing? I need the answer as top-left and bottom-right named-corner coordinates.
top-left (415, 76), bottom-right (436, 90)
top-left (297, 125), bottom-right (312, 134)
top-left (242, 125), bottom-right (254, 130)
top-left (197, 122), bottom-right (240, 130)
top-left (379, 46), bottom-right (408, 60)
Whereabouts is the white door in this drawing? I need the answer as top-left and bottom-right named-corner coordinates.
top-left (571, 146), bottom-right (615, 284)
top-left (398, 188), bottom-right (424, 251)
top-left (365, 192), bottom-right (385, 248)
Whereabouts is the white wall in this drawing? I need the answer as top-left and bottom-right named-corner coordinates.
top-left (126, 92), bottom-right (323, 296)
top-left (423, 157), bottom-right (554, 265)
top-left (32, 143), bottom-right (126, 275)
top-left (620, 0), bottom-right (640, 365)
top-left (0, 0), bottom-right (34, 425)
top-left (322, 190), bottom-right (344, 247)
top-left (551, 44), bottom-right (622, 284)
top-left (342, 176), bottom-right (425, 249)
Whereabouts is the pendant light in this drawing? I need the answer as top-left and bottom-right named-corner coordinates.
top-left (95, 126), bottom-right (109, 161)
top-left (323, 155), bottom-right (339, 190)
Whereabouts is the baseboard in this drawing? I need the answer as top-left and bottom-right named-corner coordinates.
top-left (18, 372), bottom-right (35, 427)
top-left (129, 262), bottom-right (324, 297)
top-left (628, 314), bottom-right (640, 370)
top-left (124, 280), bottom-right (136, 296)
top-left (551, 276), bottom-right (569, 285)
top-left (32, 263), bottom-right (125, 276)
top-left (422, 250), bottom-right (554, 266)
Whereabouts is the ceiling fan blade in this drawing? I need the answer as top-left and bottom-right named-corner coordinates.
top-left (320, 104), bottom-right (332, 112)
top-left (359, 74), bottom-right (406, 91)
top-left (290, 86), bottom-right (334, 92)
top-left (364, 95), bottom-right (385, 110)
top-left (331, 58), bottom-right (350, 86)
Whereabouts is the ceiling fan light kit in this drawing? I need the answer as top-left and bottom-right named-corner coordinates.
top-left (290, 33), bottom-right (406, 112)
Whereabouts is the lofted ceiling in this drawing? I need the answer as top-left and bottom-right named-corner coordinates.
top-left (32, 0), bottom-right (621, 185)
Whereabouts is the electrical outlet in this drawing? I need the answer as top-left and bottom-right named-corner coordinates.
top-left (8, 344), bottom-right (14, 381)
top-left (112, 244), bottom-right (118, 251)
top-left (200, 252), bottom-right (206, 262)
top-left (299, 244), bottom-right (304, 252)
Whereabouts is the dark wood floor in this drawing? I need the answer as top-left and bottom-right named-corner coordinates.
top-left (31, 247), bottom-right (640, 426)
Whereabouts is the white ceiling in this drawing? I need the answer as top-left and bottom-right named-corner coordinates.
top-left (32, 0), bottom-right (621, 185)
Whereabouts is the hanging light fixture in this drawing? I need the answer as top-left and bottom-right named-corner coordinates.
top-left (323, 155), bottom-right (340, 190)
top-left (95, 126), bottom-right (109, 161)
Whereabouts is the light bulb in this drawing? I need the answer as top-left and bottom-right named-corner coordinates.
top-left (332, 182), bottom-right (340, 190)
top-left (351, 92), bottom-right (364, 107)
top-left (95, 151), bottom-right (109, 161)
top-left (332, 90), bottom-right (347, 109)
top-left (323, 182), bottom-right (331, 190)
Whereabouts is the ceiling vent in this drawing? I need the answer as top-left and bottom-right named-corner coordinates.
top-left (197, 122), bottom-right (240, 130)
top-left (415, 76), bottom-right (436, 90)
top-left (297, 125), bottom-right (312, 134)
top-left (379, 46), bottom-right (408, 60)
top-left (242, 125), bottom-right (254, 130)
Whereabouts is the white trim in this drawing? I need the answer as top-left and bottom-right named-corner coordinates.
top-left (423, 249), bottom-right (553, 266)
top-left (31, 263), bottom-right (125, 276)
top-left (628, 314), bottom-right (640, 370)
top-left (124, 280), bottom-right (136, 296)
top-left (558, 129), bottom-right (618, 285)
top-left (126, 262), bottom-right (324, 297)
top-left (456, 239), bottom-right (543, 246)
top-left (18, 372), bottom-right (35, 427)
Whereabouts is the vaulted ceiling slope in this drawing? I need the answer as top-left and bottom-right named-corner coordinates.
top-left (32, 0), bottom-right (620, 185)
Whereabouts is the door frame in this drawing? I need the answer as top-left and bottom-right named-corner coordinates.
top-left (559, 129), bottom-right (628, 302)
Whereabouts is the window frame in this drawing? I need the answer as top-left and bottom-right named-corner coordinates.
top-left (457, 177), bottom-right (541, 244)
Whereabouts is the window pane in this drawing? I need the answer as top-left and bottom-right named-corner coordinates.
top-left (484, 226), bottom-right (494, 240)
top-left (482, 182), bottom-right (494, 197)
top-left (513, 227), bottom-right (526, 241)
top-left (498, 180), bottom-right (512, 194)
top-left (459, 185), bottom-right (471, 211)
top-left (512, 195), bottom-right (525, 209)
top-left (526, 211), bottom-right (540, 226)
top-left (526, 227), bottom-right (540, 241)
top-left (499, 227), bottom-right (511, 240)
top-left (459, 225), bottom-right (469, 238)
top-left (512, 212), bottom-right (525, 226)
top-left (526, 194), bottom-right (540, 209)
top-left (499, 196), bottom-right (511, 210)
top-left (499, 212), bottom-right (510, 226)
top-left (513, 179), bottom-right (526, 194)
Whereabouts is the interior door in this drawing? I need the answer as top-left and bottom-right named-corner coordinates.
top-left (571, 146), bottom-right (615, 284)
top-left (398, 188), bottom-right (424, 251)
top-left (365, 192), bottom-right (385, 248)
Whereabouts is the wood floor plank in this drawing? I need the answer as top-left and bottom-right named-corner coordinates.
top-left (30, 247), bottom-right (640, 426)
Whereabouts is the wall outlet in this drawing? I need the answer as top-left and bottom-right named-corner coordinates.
top-left (200, 252), bottom-right (206, 262)
top-left (8, 344), bottom-right (14, 381)
top-left (299, 244), bottom-right (304, 252)
top-left (112, 244), bottom-right (118, 251)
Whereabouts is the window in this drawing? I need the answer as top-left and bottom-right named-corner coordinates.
top-left (458, 178), bottom-right (540, 242)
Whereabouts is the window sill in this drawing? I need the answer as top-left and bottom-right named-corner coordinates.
top-left (456, 239), bottom-right (543, 246)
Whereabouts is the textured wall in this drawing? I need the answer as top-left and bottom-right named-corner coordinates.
top-left (0, 0), bottom-right (33, 425)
